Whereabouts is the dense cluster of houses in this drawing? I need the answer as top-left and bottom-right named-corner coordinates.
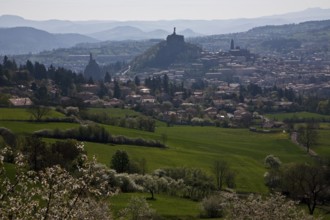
top-left (7, 37), bottom-right (330, 128)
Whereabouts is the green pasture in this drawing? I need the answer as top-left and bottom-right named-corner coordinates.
top-left (0, 107), bottom-right (320, 194)
top-left (0, 107), bottom-right (65, 120)
top-left (84, 125), bottom-right (311, 194)
top-left (314, 129), bottom-right (330, 156)
top-left (0, 121), bottom-right (80, 135)
top-left (266, 111), bottom-right (330, 121)
top-left (1, 107), bottom-right (329, 218)
top-left (110, 192), bottom-right (201, 220)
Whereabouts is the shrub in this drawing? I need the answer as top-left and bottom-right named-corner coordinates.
top-left (200, 194), bottom-right (225, 218)
top-left (118, 196), bottom-right (157, 220)
top-left (0, 127), bottom-right (16, 147)
top-left (264, 154), bottom-right (281, 170)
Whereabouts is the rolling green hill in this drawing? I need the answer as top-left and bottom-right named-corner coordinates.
top-left (1, 107), bottom-right (329, 219)
top-left (0, 107), bottom-right (313, 193)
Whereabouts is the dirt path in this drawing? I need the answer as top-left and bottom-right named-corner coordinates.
top-left (290, 132), bottom-right (318, 157)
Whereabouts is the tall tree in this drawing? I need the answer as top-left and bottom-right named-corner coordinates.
top-left (163, 74), bottom-right (169, 93)
top-left (23, 136), bottom-right (49, 171)
top-left (110, 150), bottom-right (129, 173)
top-left (34, 62), bottom-right (47, 80)
top-left (27, 105), bottom-right (50, 121)
top-left (297, 122), bottom-right (319, 153)
top-left (213, 160), bottom-right (233, 190)
top-left (113, 80), bottom-right (121, 99)
top-left (97, 82), bottom-right (108, 98)
top-left (104, 72), bottom-right (111, 83)
top-left (134, 75), bottom-right (140, 86)
top-left (230, 39), bottom-right (235, 50)
top-left (281, 163), bottom-right (329, 215)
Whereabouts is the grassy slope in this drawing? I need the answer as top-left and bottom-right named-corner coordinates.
top-left (0, 107), bottom-right (65, 120)
top-left (266, 111), bottom-right (330, 121)
top-left (0, 108), bottom-right (316, 193)
top-left (315, 130), bottom-right (330, 156)
top-left (266, 111), bottom-right (330, 157)
top-left (85, 125), bottom-right (310, 194)
top-left (0, 121), bottom-right (80, 135)
top-left (1, 107), bottom-right (328, 218)
top-left (110, 192), bottom-right (201, 220)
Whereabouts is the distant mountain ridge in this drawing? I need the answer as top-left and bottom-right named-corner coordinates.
top-left (9, 19), bottom-right (330, 72)
top-left (189, 19), bottom-right (330, 54)
top-left (90, 26), bottom-right (202, 41)
top-left (1, 7), bottom-right (330, 36)
top-left (0, 27), bottom-right (98, 55)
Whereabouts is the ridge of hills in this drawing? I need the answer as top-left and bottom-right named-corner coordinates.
top-left (6, 19), bottom-right (330, 72)
top-left (0, 27), bottom-right (98, 55)
top-left (0, 25), bottom-right (201, 55)
top-left (189, 19), bottom-right (330, 54)
top-left (1, 7), bottom-right (330, 36)
top-left (89, 26), bottom-right (202, 41)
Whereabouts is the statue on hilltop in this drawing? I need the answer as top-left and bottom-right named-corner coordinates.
top-left (84, 53), bottom-right (103, 81)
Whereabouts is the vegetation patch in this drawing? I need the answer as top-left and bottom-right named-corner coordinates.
top-left (34, 124), bottom-right (165, 148)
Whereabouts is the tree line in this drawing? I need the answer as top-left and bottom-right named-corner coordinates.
top-left (33, 124), bottom-right (165, 148)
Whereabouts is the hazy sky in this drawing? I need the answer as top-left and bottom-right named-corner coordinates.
top-left (1, 0), bottom-right (330, 21)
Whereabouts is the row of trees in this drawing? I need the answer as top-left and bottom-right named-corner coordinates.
top-left (110, 150), bottom-right (236, 201)
top-left (0, 131), bottom-right (82, 172)
top-left (80, 111), bottom-right (156, 132)
top-left (34, 124), bottom-right (165, 148)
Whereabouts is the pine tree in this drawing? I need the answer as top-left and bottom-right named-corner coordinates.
top-left (114, 80), bottom-right (121, 99)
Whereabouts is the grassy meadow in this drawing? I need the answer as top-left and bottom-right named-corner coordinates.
top-left (84, 125), bottom-right (310, 194)
top-left (110, 192), bottom-right (201, 219)
top-left (1, 107), bottom-right (329, 218)
top-left (0, 107), bottom-right (66, 120)
top-left (0, 107), bottom-right (317, 193)
top-left (266, 111), bottom-right (330, 121)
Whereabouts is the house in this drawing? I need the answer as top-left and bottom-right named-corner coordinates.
top-left (141, 95), bottom-right (156, 103)
top-left (125, 94), bottom-right (142, 104)
top-left (139, 87), bottom-right (151, 94)
top-left (9, 97), bottom-right (33, 106)
top-left (204, 107), bottom-right (218, 118)
top-left (104, 98), bottom-right (123, 108)
top-left (81, 84), bottom-right (99, 94)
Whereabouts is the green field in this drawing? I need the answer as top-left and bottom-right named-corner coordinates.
top-left (0, 107), bottom-right (66, 120)
top-left (0, 121), bottom-right (80, 135)
top-left (314, 129), bottom-right (330, 156)
top-left (110, 192), bottom-right (201, 219)
top-left (266, 111), bottom-right (330, 121)
top-left (83, 125), bottom-right (312, 194)
top-left (1, 107), bottom-right (328, 218)
top-left (0, 108), bottom-right (314, 193)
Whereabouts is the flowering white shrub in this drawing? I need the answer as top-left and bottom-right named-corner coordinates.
top-left (200, 193), bottom-right (226, 218)
top-left (224, 192), bottom-right (317, 220)
top-left (0, 144), bottom-right (113, 220)
top-left (118, 196), bottom-right (156, 220)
